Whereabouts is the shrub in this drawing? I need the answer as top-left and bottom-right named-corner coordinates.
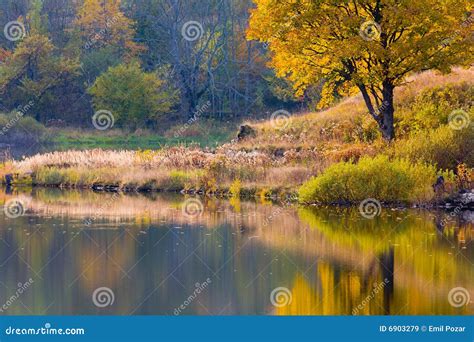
top-left (391, 122), bottom-right (474, 170)
top-left (229, 179), bottom-right (242, 198)
top-left (396, 83), bottom-right (473, 136)
top-left (165, 170), bottom-right (190, 191)
top-left (35, 167), bottom-right (66, 186)
top-left (298, 155), bottom-right (438, 204)
top-left (0, 161), bottom-right (14, 182)
top-left (34, 167), bottom-right (117, 187)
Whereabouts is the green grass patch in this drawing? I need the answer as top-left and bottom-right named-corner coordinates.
top-left (47, 127), bottom-right (234, 150)
top-left (49, 132), bottom-right (229, 150)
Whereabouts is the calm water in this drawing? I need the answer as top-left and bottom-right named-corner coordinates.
top-left (0, 188), bottom-right (472, 315)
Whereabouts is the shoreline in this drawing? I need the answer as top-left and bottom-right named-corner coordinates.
top-left (2, 180), bottom-right (472, 211)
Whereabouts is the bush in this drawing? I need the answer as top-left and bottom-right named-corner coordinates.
top-left (391, 122), bottom-right (474, 170)
top-left (164, 170), bottom-right (191, 191)
top-left (396, 83), bottom-right (473, 136)
top-left (34, 167), bottom-right (117, 187)
top-left (35, 167), bottom-right (66, 186)
top-left (298, 155), bottom-right (439, 204)
top-left (229, 179), bottom-right (242, 198)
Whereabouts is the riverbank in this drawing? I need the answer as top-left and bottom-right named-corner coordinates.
top-left (1, 147), bottom-right (473, 208)
top-left (1, 147), bottom-right (300, 201)
top-left (1, 69), bottom-right (473, 206)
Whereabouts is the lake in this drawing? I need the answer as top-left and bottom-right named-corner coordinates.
top-left (0, 188), bottom-right (472, 315)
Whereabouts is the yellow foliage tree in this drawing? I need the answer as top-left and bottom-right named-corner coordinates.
top-left (75, 0), bottom-right (143, 57)
top-left (247, 0), bottom-right (473, 140)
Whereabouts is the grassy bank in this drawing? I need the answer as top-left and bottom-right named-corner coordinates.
top-left (2, 69), bottom-right (473, 205)
top-left (46, 121), bottom-right (236, 150)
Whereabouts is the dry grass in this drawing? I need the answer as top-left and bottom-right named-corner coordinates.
top-left (4, 68), bottom-right (473, 196)
top-left (14, 147), bottom-right (270, 173)
top-left (237, 67), bottom-right (474, 150)
top-left (10, 147), bottom-right (304, 192)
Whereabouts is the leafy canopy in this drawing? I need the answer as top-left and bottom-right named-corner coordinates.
top-left (0, 0), bottom-right (79, 120)
top-left (88, 61), bottom-right (179, 129)
top-left (75, 0), bottom-right (143, 56)
top-left (247, 0), bottom-right (473, 107)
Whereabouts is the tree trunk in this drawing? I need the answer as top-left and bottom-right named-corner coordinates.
top-left (379, 81), bottom-right (395, 141)
top-left (358, 81), bottom-right (395, 141)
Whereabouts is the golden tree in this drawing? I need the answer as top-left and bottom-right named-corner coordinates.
top-left (247, 0), bottom-right (473, 140)
top-left (75, 0), bottom-right (143, 57)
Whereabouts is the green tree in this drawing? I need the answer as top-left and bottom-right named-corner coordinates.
top-left (0, 0), bottom-right (79, 122)
top-left (247, 0), bottom-right (473, 140)
top-left (88, 61), bottom-right (179, 129)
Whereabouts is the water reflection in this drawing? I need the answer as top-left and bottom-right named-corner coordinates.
top-left (0, 188), bottom-right (472, 315)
